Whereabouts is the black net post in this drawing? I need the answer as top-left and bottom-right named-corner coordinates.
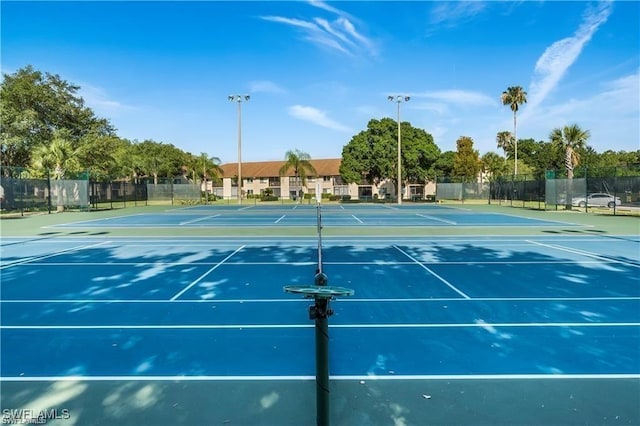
top-left (284, 200), bottom-right (353, 426)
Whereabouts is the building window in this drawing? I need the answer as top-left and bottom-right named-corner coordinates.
top-left (268, 177), bottom-right (280, 187)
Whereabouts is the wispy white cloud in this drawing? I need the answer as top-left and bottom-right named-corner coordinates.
top-left (260, 16), bottom-right (317, 31)
top-left (429, 1), bottom-right (487, 27)
top-left (288, 105), bottom-right (353, 132)
top-left (260, 2), bottom-right (376, 57)
top-left (522, 1), bottom-right (613, 121)
top-left (309, 0), bottom-right (344, 16)
top-left (248, 80), bottom-right (287, 94)
top-left (78, 83), bottom-right (135, 115)
top-left (520, 70), bottom-right (639, 147)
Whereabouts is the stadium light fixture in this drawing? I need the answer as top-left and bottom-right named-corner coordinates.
top-left (388, 95), bottom-right (410, 205)
top-left (228, 95), bottom-right (250, 204)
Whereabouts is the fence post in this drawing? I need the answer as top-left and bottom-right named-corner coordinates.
top-left (46, 168), bottom-right (52, 214)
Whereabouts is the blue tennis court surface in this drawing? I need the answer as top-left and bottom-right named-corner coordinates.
top-left (2, 201), bottom-right (639, 425)
top-left (44, 204), bottom-right (577, 228)
top-left (2, 235), bottom-right (639, 380)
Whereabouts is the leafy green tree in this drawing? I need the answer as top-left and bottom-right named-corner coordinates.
top-left (481, 152), bottom-right (508, 181)
top-left (133, 140), bottom-right (184, 184)
top-left (76, 133), bottom-right (127, 181)
top-left (279, 149), bottom-right (317, 188)
top-left (501, 86), bottom-right (527, 175)
top-left (453, 136), bottom-right (481, 181)
top-left (432, 151), bottom-right (455, 180)
top-left (340, 118), bottom-right (440, 189)
top-left (0, 66), bottom-right (113, 170)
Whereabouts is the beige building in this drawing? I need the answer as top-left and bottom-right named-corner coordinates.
top-left (211, 158), bottom-right (435, 201)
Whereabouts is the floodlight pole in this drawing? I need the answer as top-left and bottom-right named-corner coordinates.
top-left (388, 95), bottom-right (410, 205)
top-left (228, 95), bottom-right (250, 205)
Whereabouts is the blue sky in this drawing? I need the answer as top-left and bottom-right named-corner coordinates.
top-left (2, 1), bottom-right (638, 163)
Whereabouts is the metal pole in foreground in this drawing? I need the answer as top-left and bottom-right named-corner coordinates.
top-left (387, 95), bottom-right (410, 205)
top-left (284, 201), bottom-right (353, 426)
top-left (314, 297), bottom-right (330, 426)
top-left (228, 95), bottom-right (250, 205)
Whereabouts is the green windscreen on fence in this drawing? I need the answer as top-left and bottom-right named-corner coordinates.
top-left (147, 184), bottom-right (200, 203)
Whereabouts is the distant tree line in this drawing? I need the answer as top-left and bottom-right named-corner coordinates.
top-left (2, 66), bottom-right (638, 192)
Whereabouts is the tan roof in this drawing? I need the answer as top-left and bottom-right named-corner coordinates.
top-left (220, 158), bottom-right (341, 178)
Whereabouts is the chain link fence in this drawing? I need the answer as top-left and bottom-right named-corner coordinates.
top-left (0, 167), bottom-right (208, 215)
top-left (436, 165), bottom-right (640, 216)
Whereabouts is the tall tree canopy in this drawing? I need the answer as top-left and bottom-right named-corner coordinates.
top-left (501, 86), bottom-right (527, 175)
top-left (453, 136), bottom-right (481, 181)
top-left (340, 118), bottom-right (440, 186)
top-left (0, 66), bottom-right (114, 169)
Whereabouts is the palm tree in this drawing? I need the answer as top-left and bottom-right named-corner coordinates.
top-left (279, 149), bottom-right (317, 201)
top-left (31, 130), bottom-right (79, 212)
top-left (198, 153), bottom-right (222, 202)
top-left (496, 131), bottom-right (515, 158)
top-left (550, 124), bottom-right (590, 209)
top-left (550, 124), bottom-right (590, 180)
top-left (501, 86), bottom-right (527, 175)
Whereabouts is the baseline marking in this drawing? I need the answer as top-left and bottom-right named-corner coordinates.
top-left (275, 215), bottom-right (286, 224)
top-left (526, 240), bottom-right (640, 268)
top-left (179, 214), bottom-right (220, 225)
top-left (3, 322), bottom-right (639, 330)
top-left (0, 241), bottom-right (111, 270)
top-left (2, 374), bottom-right (638, 382)
top-left (416, 213), bottom-right (457, 225)
top-left (352, 215), bottom-right (363, 224)
top-left (393, 245), bottom-right (470, 299)
top-left (2, 296), bottom-right (640, 303)
top-left (170, 245), bottom-right (245, 300)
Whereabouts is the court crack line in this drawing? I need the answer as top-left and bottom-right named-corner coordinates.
top-left (393, 245), bottom-right (470, 299)
top-left (170, 245), bottom-right (245, 301)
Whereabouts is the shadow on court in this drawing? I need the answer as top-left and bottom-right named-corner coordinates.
top-left (2, 379), bottom-right (639, 425)
top-left (2, 240), bottom-right (639, 425)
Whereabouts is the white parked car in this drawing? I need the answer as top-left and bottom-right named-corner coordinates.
top-left (571, 193), bottom-right (621, 208)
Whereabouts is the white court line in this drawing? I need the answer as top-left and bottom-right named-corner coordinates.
top-left (179, 214), bottom-right (220, 225)
top-left (3, 296), bottom-right (639, 304)
top-left (0, 241), bottom-right (111, 270)
top-left (352, 215), bottom-right (363, 223)
top-left (238, 205), bottom-right (255, 211)
top-left (43, 213), bottom-right (145, 227)
top-left (393, 245), bottom-right (470, 299)
top-left (170, 245), bottom-right (245, 300)
top-left (416, 213), bottom-right (457, 225)
top-left (526, 240), bottom-right (640, 269)
top-left (3, 322), bottom-right (638, 330)
top-left (2, 373), bottom-right (638, 382)
top-left (191, 260), bottom-right (621, 266)
top-left (274, 215), bottom-right (286, 223)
